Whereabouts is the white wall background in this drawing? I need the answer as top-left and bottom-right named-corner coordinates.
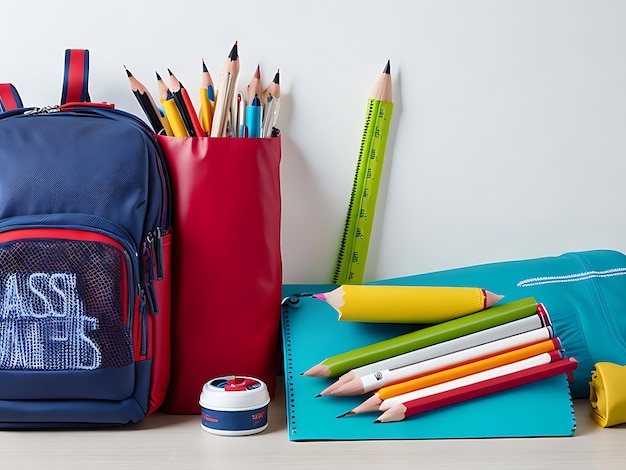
top-left (2, 0), bottom-right (626, 283)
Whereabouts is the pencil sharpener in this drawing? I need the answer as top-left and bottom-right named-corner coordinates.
top-left (199, 376), bottom-right (270, 436)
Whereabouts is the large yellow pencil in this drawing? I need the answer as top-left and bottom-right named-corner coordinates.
top-left (313, 285), bottom-right (504, 323)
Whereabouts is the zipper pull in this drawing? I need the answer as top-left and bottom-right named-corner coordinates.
top-left (141, 235), bottom-right (159, 314)
top-left (139, 288), bottom-right (148, 357)
top-left (143, 234), bottom-right (156, 283)
top-left (155, 227), bottom-right (166, 280)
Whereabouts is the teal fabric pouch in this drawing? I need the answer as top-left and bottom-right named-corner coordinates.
top-left (369, 249), bottom-right (626, 399)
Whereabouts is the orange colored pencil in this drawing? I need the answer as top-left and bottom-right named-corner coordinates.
top-left (341, 337), bottom-right (561, 416)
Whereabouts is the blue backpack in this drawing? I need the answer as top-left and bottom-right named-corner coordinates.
top-left (0, 49), bottom-right (173, 427)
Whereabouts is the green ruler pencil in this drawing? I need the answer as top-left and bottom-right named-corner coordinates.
top-left (332, 60), bottom-right (394, 285)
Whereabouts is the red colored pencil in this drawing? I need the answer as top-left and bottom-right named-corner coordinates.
top-left (375, 357), bottom-right (578, 423)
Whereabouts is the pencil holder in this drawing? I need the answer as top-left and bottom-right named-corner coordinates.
top-left (157, 134), bottom-right (282, 414)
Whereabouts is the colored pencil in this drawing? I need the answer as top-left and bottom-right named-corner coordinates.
top-left (156, 71), bottom-right (186, 138)
top-left (330, 326), bottom-right (555, 396)
top-left (168, 69), bottom-right (205, 137)
top-left (375, 357), bottom-right (578, 423)
top-left (262, 69), bottom-right (280, 137)
top-left (124, 67), bottom-right (168, 135)
top-left (319, 309), bottom-right (549, 396)
top-left (378, 350), bottom-right (563, 414)
top-left (302, 297), bottom-right (539, 378)
top-left (341, 337), bottom-right (561, 415)
top-left (200, 59), bottom-right (215, 134)
top-left (211, 41), bottom-right (240, 137)
top-left (313, 285), bottom-right (504, 323)
top-left (246, 64), bottom-right (263, 108)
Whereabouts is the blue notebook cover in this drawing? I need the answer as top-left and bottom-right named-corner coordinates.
top-left (281, 284), bottom-right (576, 441)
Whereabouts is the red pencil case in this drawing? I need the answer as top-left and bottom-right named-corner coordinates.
top-left (157, 134), bottom-right (282, 414)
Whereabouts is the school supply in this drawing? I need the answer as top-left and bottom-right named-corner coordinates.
top-left (313, 285), bottom-right (503, 323)
top-left (302, 297), bottom-right (539, 378)
top-left (375, 357), bottom-right (578, 423)
top-left (329, 326), bottom-right (556, 396)
top-left (199, 59), bottom-right (215, 134)
top-left (589, 362), bottom-right (626, 427)
top-left (345, 337), bottom-right (561, 414)
top-left (365, 249), bottom-right (626, 398)
top-left (378, 350), bottom-right (564, 411)
top-left (332, 60), bottom-right (393, 285)
top-left (281, 285), bottom-right (576, 440)
top-left (156, 71), bottom-right (187, 138)
top-left (211, 41), bottom-right (240, 137)
top-left (0, 49), bottom-right (172, 427)
top-left (158, 131), bottom-right (282, 414)
top-left (320, 310), bottom-right (549, 396)
top-left (261, 70), bottom-right (280, 137)
top-left (124, 67), bottom-right (171, 136)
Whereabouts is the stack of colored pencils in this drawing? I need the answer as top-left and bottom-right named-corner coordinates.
top-left (304, 285), bottom-right (578, 423)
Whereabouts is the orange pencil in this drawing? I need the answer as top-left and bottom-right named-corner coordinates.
top-left (375, 357), bottom-right (578, 423)
top-left (340, 337), bottom-right (561, 416)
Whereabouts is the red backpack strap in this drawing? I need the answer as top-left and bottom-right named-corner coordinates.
top-left (61, 49), bottom-right (91, 104)
top-left (0, 83), bottom-right (24, 111)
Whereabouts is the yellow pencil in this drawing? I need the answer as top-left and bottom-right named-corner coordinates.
top-left (313, 285), bottom-right (504, 323)
top-left (156, 71), bottom-right (186, 137)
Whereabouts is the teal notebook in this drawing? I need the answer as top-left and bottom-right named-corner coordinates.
top-left (281, 284), bottom-right (576, 441)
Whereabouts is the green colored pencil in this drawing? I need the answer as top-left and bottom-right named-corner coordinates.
top-left (303, 297), bottom-right (539, 378)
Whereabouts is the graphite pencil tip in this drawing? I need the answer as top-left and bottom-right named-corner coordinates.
top-left (336, 411), bottom-right (354, 418)
top-left (383, 60), bottom-right (391, 75)
top-left (202, 59), bottom-right (208, 72)
top-left (155, 71), bottom-right (162, 81)
top-left (373, 419), bottom-right (382, 424)
top-left (229, 41), bottom-right (239, 60)
top-left (124, 66), bottom-right (132, 77)
top-left (273, 69), bottom-right (280, 84)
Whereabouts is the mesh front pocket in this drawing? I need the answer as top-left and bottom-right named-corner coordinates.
top-left (0, 233), bottom-right (133, 371)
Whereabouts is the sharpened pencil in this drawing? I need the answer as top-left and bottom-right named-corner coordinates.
top-left (246, 64), bottom-right (263, 108)
top-left (329, 326), bottom-right (555, 396)
top-left (340, 337), bottom-right (561, 415)
top-left (200, 59), bottom-right (215, 134)
top-left (303, 297), bottom-right (539, 378)
top-left (125, 66), bottom-right (168, 135)
top-left (378, 350), bottom-right (563, 413)
top-left (375, 357), bottom-right (578, 423)
top-left (168, 68), bottom-right (205, 137)
top-left (313, 285), bottom-right (504, 323)
top-left (262, 69), bottom-right (280, 137)
top-left (156, 71), bottom-right (186, 137)
top-left (211, 41), bottom-right (240, 137)
top-left (319, 310), bottom-right (549, 396)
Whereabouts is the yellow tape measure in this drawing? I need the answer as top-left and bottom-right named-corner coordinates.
top-left (333, 68), bottom-right (393, 285)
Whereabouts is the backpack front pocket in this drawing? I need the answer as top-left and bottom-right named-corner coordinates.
top-left (0, 227), bottom-right (136, 400)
